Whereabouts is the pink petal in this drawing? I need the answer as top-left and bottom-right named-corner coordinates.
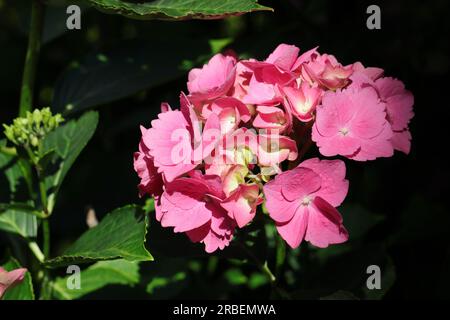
top-left (299, 158), bottom-right (349, 207)
top-left (187, 53), bottom-right (236, 102)
top-left (265, 44), bottom-right (300, 71)
top-left (390, 129), bottom-right (412, 154)
top-left (304, 197), bottom-right (348, 248)
top-left (0, 267), bottom-right (27, 298)
top-left (275, 206), bottom-right (309, 249)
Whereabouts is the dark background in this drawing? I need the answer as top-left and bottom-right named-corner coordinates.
top-left (1, 0), bottom-right (449, 299)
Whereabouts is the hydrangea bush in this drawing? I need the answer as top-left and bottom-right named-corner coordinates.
top-left (134, 44), bottom-right (414, 253)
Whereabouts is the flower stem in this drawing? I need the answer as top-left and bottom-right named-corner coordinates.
top-left (275, 234), bottom-right (286, 278)
top-left (261, 261), bottom-right (277, 283)
top-left (19, 0), bottom-right (45, 116)
top-left (42, 220), bottom-right (50, 257)
top-left (38, 178), bottom-right (48, 214)
top-left (28, 241), bottom-right (44, 263)
top-left (237, 241), bottom-right (276, 283)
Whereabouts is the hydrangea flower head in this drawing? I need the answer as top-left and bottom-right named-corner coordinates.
top-left (133, 43), bottom-right (414, 253)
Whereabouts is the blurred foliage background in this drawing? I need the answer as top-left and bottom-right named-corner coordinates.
top-left (1, 0), bottom-right (449, 299)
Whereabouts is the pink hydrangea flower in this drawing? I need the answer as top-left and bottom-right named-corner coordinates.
top-left (231, 61), bottom-right (254, 100)
top-left (283, 82), bottom-right (323, 122)
top-left (263, 158), bottom-right (349, 248)
top-left (156, 171), bottom-right (236, 253)
top-left (222, 183), bottom-right (263, 228)
top-left (242, 44), bottom-right (300, 106)
top-left (312, 85), bottom-right (394, 161)
top-left (141, 94), bottom-right (221, 182)
top-left (140, 104), bottom-right (196, 182)
top-left (0, 267), bottom-right (27, 298)
top-left (133, 133), bottom-right (163, 197)
top-left (264, 44), bottom-right (300, 73)
top-left (349, 71), bottom-right (414, 154)
top-left (375, 77), bottom-right (414, 154)
top-left (201, 97), bottom-right (251, 135)
top-left (352, 61), bottom-right (384, 81)
top-left (187, 53), bottom-right (237, 103)
top-left (253, 105), bottom-right (291, 133)
top-left (245, 44), bottom-right (300, 75)
top-left (242, 75), bottom-right (284, 106)
top-left (300, 50), bottom-right (353, 90)
top-left (134, 42), bottom-right (414, 254)
top-left (255, 133), bottom-right (298, 166)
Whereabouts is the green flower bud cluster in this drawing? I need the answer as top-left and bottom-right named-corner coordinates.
top-left (3, 108), bottom-right (64, 149)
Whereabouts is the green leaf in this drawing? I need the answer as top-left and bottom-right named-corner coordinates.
top-left (52, 37), bottom-right (211, 114)
top-left (1, 257), bottom-right (35, 300)
top-left (248, 272), bottom-right (269, 289)
top-left (44, 205), bottom-right (153, 268)
top-left (52, 260), bottom-right (140, 300)
top-left (87, 0), bottom-right (272, 21)
top-left (40, 111), bottom-right (98, 211)
top-left (0, 209), bottom-right (37, 238)
top-left (0, 140), bottom-right (31, 198)
top-left (224, 268), bottom-right (247, 286)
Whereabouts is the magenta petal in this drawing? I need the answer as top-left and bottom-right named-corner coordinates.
top-left (187, 53), bottom-right (236, 102)
top-left (280, 167), bottom-right (322, 201)
top-left (299, 158), bottom-right (349, 207)
top-left (390, 129), bottom-right (412, 154)
top-left (305, 197), bottom-right (348, 248)
top-left (263, 167), bottom-right (320, 222)
top-left (275, 206), bottom-right (309, 249)
top-left (265, 44), bottom-right (300, 71)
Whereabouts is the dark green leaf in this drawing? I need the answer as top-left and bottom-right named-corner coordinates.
top-left (52, 38), bottom-right (211, 115)
top-left (1, 257), bottom-right (35, 300)
top-left (87, 0), bottom-right (272, 21)
top-left (224, 268), bottom-right (247, 286)
top-left (52, 260), bottom-right (140, 300)
top-left (44, 205), bottom-right (153, 268)
top-left (0, 140), bottom-right (31, 198)
top-left (248, 272), bottom-right (268, 289)
top-left (0, 209), bottom-right (37, 238)
top-left (40, 111), bottom-right (98, 211)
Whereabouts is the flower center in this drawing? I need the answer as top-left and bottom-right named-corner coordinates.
top-left (301, 195), bottom-right (312, 206)
top-left (339, 127), bottom-right (349, 136)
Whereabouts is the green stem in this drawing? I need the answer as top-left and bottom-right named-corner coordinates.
top-left (261, 261), bottom-right (276, 283)
top-left (275, 234), bottom-right (286, 278)
top-left (19, 0), bottom-right (45, 116)
top-left (237, 241), bottom-right (276, 283)
top-left (38, 178), bottom-right (48, 214)
top-left (42, 219), bottom-right (50, 258)
top-left (39, 273), bottom-right (52, 300)
top-left (28, 241), bottom-right (44, 263)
